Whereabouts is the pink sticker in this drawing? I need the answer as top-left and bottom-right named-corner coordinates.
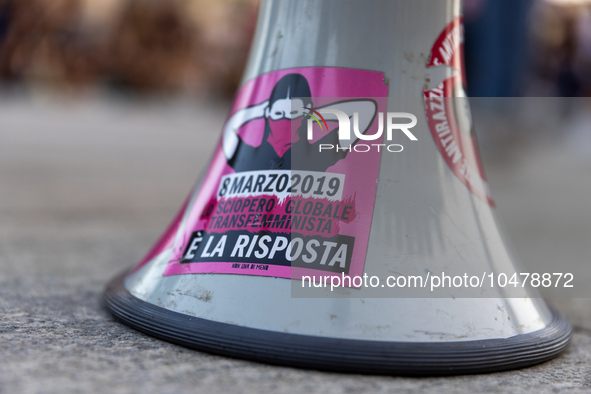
top-left (156, 67), bottom-right (389, 283)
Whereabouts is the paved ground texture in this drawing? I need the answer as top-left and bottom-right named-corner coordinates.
top-left (1, 95), bottom-right (591, 393)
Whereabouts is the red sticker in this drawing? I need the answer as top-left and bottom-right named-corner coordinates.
top-left (424, 17), bottom-right (494, 206)
top-left (427, 16), bottom-right (466, 84)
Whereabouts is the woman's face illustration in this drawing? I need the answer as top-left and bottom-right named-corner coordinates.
top-left (265, 98), bottom-right (309, 120)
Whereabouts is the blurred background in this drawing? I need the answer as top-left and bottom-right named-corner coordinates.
top-left (463, 0), bottom-right (591, 155)
top-left (0, 0), bottom-right (258, 96)
top-left (0, 0), bottom-right (589, 98)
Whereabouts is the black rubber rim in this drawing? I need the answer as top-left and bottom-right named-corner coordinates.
top-left (103, 271), bottom-right (572, 376)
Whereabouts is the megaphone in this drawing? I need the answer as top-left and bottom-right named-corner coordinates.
top-left (104, 0), bottom-right (571, 375)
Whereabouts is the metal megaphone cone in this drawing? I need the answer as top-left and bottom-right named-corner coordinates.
top-left (104, 0), bottom-right (571, 375)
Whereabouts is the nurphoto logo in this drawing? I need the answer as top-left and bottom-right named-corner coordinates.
top-left (303, 103), bottom-right (418, 153)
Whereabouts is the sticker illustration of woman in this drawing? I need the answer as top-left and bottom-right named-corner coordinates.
top-left (222, 73), bottom-right (378, 172)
